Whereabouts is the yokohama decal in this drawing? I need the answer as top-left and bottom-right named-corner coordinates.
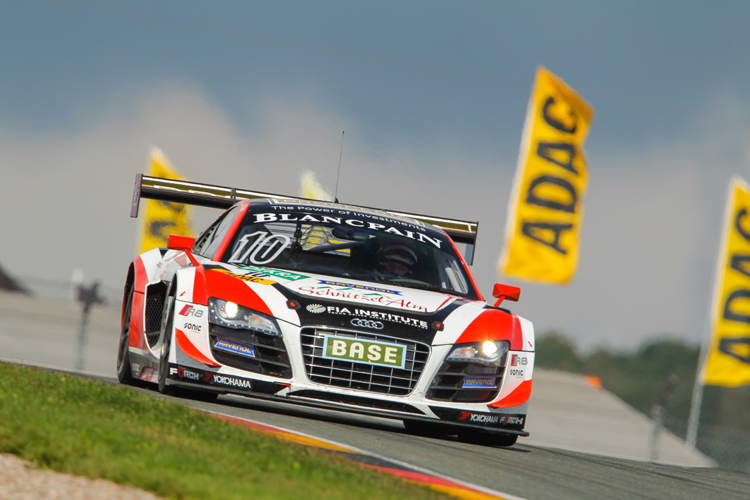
top-left (212, 375), bottom-right (252, 389)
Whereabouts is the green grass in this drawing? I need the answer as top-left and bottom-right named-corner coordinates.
top-left (0, 362), bottom-right (450, 500)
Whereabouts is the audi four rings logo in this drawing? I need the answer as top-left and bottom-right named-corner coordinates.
top-left (351, 318), bottom-right (384, 329)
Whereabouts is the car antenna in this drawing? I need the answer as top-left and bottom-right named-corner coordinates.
top-left (334, 131), bottom-right (344, 203)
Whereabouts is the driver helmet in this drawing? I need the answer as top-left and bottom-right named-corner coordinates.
top-left (379, 245), bottom-right (418, 276)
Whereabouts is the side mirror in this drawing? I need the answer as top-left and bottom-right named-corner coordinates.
top-left (167, 234), bottom-right (195, 251)
top-left (167, 234), bottom-right (199, 266)
top-left (492, 283), bottom-right (520, 307)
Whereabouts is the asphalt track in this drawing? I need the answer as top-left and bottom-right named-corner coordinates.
top-left (110, 380), bottom-right (748, 500)
top-left (1, 291), bottom-right (748, 499)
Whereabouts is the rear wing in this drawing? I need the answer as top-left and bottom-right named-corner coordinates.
top-left (130, 174), bottom-right (479, 264)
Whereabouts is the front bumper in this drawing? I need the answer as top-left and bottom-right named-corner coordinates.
top-left (166, 302), bottom-right (532, 435)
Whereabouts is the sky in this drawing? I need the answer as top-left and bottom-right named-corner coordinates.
top-left (2, 0), bottom-right (750, 350)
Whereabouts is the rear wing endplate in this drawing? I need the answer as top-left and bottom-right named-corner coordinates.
top-left (131, 174), bottom-right (479, 264)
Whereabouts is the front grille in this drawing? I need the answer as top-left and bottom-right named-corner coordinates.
top-left (209, 324), bottom-right (292, 378)
top-left (144, 282), bottom-right (167, 347)
top-left (300, 327), bottom-right (430, 396)
top-left (426, 353), bottom-right (507, 403)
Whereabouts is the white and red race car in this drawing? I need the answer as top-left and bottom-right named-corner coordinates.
top-left (118, 175), bottom-right (534, 446)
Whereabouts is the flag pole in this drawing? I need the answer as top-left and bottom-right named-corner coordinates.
top-left (686, 324), bottom-right (710, 447)
top-left (686, 177), bottom-right (736, 447)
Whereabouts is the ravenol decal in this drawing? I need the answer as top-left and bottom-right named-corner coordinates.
top-left (239, 265), bottom-right (310, 282)
top-left (317, 280), bottom-right (402, 296)
top-left (211, 268), bottom-right (276, 285)
top-left (462, 377), bottom-right (497, 389)
top-left (214, 338), bottom-right (256, 358)
top-left (322, 335), bottom-right (406, 369)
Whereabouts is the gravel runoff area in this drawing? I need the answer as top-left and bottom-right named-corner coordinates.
top-left (0, 453), bottom-right (161, 500)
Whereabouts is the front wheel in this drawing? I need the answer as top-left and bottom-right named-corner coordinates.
top-left (116, 284), bottom-right (136, 385)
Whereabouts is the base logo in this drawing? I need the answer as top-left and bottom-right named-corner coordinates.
top-left (322, 335), bottom-right (406, 369)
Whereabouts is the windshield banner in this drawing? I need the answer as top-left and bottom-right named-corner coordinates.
top-left (703, 177), bottom-right (750, 387)
top-left (138, 148), bottom-right (194, 254)
top-left (499, 67), bottom-right (594, 284)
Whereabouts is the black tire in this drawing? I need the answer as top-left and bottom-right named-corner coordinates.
top-left (457, 429), bottom-right (518, 447)
top-left (116, 284), bottom-right (136, 385)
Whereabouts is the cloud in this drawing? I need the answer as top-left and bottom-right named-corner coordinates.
top-left (1, 80), bottom-right (749, 350)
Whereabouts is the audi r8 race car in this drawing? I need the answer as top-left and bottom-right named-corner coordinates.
top-left (118, 175), bottom-right (535, 446)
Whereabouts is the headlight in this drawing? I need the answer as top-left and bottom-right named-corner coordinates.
top-left (208, 298), bottom-right (280, 336)
top-left (446, 340), bottom-right (510, 365)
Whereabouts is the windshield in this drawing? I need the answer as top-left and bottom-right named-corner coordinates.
top-left (219, 211), bottom-right (478, 300)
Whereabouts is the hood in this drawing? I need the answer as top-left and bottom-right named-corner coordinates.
top-left (200, 263), bottom-right (509, 345)
top-left (275, 272), bottom-right (468, 344)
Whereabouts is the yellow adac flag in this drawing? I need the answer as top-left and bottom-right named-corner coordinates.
top-left (138, 148), bottom-right (194, 254)
top-left (703, 177), bottom-right (750, 387)
top-left (499, 67), bottom-right (594, 284)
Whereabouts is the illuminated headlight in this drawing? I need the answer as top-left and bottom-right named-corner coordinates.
top-left (446, 340), bottom-right (510, 365)
top-left (208, 298), bottom-right (280, 336)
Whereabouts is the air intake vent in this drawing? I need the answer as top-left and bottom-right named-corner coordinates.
top-left (426, 353), bottom-right (507, 403)
top-left (209, 324), bottom-right (292, 378)
top-left (144, 282), bottom-right (167, 347)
